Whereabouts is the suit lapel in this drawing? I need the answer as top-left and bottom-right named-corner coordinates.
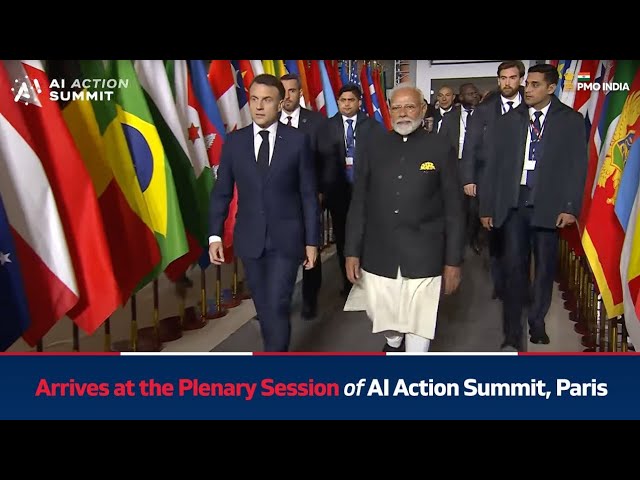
top-left (266, 124), bottom-right (285, 182)
top-left (241, 126), bottom-right (261, 178)
top-left (333, 115), bottom-right (346, 158)
top-left (298, 108), bottom-right (309, 132)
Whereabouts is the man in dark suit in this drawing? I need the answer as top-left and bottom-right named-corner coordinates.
top-left (344, 84), bottom-right (465, 352)
top-left (279, 73), bottom-right (326, 319)
top-left (319, 83), bottom-right (385, 296)
top-left (461, 60), bottom-right (526, 299)
top-left (480, 63), bottom-right (587, 351)
top-left (208, 74), bottom-right (320, 352)
top-left (432, 85), bottom-right (456, 133)
top-left (439, 83), bottom-right (481, 254)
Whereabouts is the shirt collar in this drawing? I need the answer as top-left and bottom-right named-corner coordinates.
top-left (281, 106), bottom-right (300, 123)
top-left (528, 100), bottom-right (551, 120)
top-left (253, 121), bottom-right (278, 137)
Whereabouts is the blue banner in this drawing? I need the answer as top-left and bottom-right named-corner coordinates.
top-left (1, 353), bottom-right (639, 420)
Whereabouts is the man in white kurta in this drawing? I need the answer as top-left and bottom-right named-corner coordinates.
top-left (343, 85), bottom-right (466, 352)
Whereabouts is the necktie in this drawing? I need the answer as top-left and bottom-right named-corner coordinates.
top-left (345, 119), bottom-right (355, 183)
top-left (507, 101), bottom-right (514, 112)
top-left (257, 130), bottom-right (270, 176)
top-left (286, 115), bottom-right (292, 126)
top-left (526, 111), bottom-right (544, 189)
top-left (464, 109), bottom-right (473, 129)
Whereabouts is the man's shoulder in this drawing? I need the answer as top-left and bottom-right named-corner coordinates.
top-left (300, 107), bottom-right (324, 122)
top-left (224, 125), bottom-right (251, 145)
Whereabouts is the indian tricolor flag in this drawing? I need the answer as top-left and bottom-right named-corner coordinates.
top-left (578, 72), bottom-right (591, 82)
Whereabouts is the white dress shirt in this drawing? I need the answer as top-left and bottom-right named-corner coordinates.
top-left (458, 108), bottom-right (473, 159)
top-left (436, 106), bottom-right (452, 133)
top-left (520, 101), bottom-right (551, 185)
top-left (342, 114), bottom-right (357, 139)
top-left (281, 107), bottom-right (300, 128)
top-left (501, 92), bottom-right (522, 115)
top-left (209, 121), bottom-right (279, 245)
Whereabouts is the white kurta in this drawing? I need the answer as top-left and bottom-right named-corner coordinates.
top-left (344, 267), bottom-right (442, 340)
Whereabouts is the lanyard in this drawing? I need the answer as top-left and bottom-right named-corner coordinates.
top-left (529, 114), bottom-right (546, 143)
top-left (344, 123), bottom-right (356, 151)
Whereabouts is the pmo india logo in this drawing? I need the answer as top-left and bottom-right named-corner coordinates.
top-left (11, 75), bottom-right (128, 105)
top-left (575, 71), bottom-right (630, 92)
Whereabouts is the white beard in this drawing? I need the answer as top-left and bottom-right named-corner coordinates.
top-left (393, 118), bottom-right (422, 136)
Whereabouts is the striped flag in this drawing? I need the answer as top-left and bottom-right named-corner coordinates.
top-left (0, 60), bottom-right (79, 345)
top-left (578, 72), bottom-right (591, 82)
top-left (8, 60), bottom-right (121, 339)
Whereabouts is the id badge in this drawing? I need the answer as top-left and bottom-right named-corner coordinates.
top-left (345, 157), bottom-right (354, 166)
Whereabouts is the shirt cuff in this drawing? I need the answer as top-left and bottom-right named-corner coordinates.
top-left (209, 235), bottom-right (222, 245)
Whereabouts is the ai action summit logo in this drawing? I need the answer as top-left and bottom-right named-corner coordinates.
top-left (12, 74), bottom-right (128, 105)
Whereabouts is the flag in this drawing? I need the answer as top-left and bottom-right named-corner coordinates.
top-left (339, 61), bottom-right (349, 87)
top-left (620, 138), bottom-right (640, 348)
top-left (207, 60), bottom-right (241, 260)
top-left (0, 60), bottom-right (79, 345)
top-left (9, 60), bottom-right (120, 337)
top-left (579, 60), bottom-right (616, 235)
top-left (262, 60), bottom-right (275, 76)
top-left (249, 60), bottom-right (264, 76)
top-left (373, 66), bottom-right (391, 130)
top-left (306, 61), bottom-right (325, 114)
top-left (274, 60), bottom-right (286, 78)
top-left (167, 60), bottom-right (214, 230)
top-left (324, 60), bottom-right (342, 97)
top-left (284, 60), bottom-right (306, 108)
top-left (298, 60), bottom-right (312, 112)
top-left (208, 60), bottom-right (242, 132)
top-left (231, 61), bottom-right (252, 128)
top-left (135, 60), bottom-right (203, 281)
top-left (238, 60), bottom-right (257, 94)
top-left (284, 60), bottom-right (299, 75)
top-left (366, 64), bottom-right (385, 125)
top-left (582, 60), bottom-right (640, 318)
top-left (183, 60), bottom-right (227, 268)
top-left (359, 62), bottom-right (374, 117)
top-left (50, 60), bottom-right (161, 303)
top-left (110, 59), bottom-right (189, 286)
top-left (0, 194), bottom-right (31, 350)
top-left (578, 72), bottom-right (591, 82)
top-left (318, 60), bottom-right (338, 117)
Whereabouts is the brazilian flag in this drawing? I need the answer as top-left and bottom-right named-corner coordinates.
top-left (109, 60), bottom-right (188, 287)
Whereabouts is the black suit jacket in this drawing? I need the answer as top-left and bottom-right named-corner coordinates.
top-left (344, 128), bottom-right (465, 279)
top-left (433, 107), bottom-right (454, 134)
top-left (318, 111), bottom-right (385, 202)
top-left (460, 87), bottom-right (525, 187)
top-left (208, 123), bottom-right (320, 260)
top-left (292, 107), bottom-right (326, 188)
top-left (479, 96), bottom-right (588, 229)
top-left (438, 105), bottom-right (462, 157)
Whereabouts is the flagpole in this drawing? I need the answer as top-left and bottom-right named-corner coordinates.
top-left (104, 317), bottom-right (111, 352)
top-left (204, 265), bottom-right (228, 319)
top-left (222, 258), bottom-right (243, 309)
top-left (72, 323), bottom-right (79, 352)
top-left (153, 277), bottom-right (182, 343)
top-left (181, 268), bottom-right (207, 330)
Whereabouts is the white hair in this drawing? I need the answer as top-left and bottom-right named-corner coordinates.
top-left (389, 84), bottom-right (425, 105)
